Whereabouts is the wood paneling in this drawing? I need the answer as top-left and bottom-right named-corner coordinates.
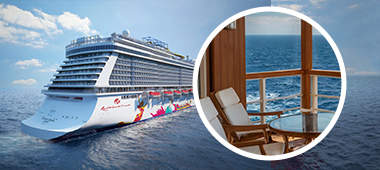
top-left (205, 47), bottom-right (211, 95)
top-left (301, 20), bottom-right (313, 113)
top-left (207, 17), bottom-right (246, 107)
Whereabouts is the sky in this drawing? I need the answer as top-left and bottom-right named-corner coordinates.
top-left (245, 12), bottom-right (301, 35)
top-left (272, 0), bottom-right (380, 75)
top-left (0, 0), bottom-right (270, 88)
top-left (1, 0), bottom-right (379, 88)
top-left (245, 12), bottom-right (321, 35)
top-left (246, 12), bottom-right (301, 35)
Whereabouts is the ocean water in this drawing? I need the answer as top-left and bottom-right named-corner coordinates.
top-left (274, 75), bottom-right (380, 169)
top-left (0, 88), bottom-right (269, 169)
top-left (1, 35), bottom-right (378, 169)
top-left (246, 35), bottom-right (341, 122)
top-left (245, 35), bottom-right (380, 169)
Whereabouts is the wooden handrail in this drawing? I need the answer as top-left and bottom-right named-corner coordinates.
top-left (307, 69), bottom-right (341, 78)
top-left (316, 108), bottom-right (335, 113)
top-left (283, 107), bottom-right (301, 112)
top-left (311, 94), bottom-right (340, 99)
top-left (246, 69), bottom-right (304, 80)
top-left (245, 69), bottom-right (341, 80)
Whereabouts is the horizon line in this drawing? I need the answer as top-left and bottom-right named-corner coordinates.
top-left (246, 34), bottom-right (323, 36)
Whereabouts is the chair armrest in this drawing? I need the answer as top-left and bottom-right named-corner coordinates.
top-left (247, 111), bottom-right (283, 117)
top-left (222, 124), bottom-right (268, 133)
top-left (232, 140), bottom-right (266, 148)
top-left (223, 124), bottom-right (270, 144)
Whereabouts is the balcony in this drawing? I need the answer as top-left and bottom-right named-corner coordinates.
top-left (58, 64), bottom-right (105, 71)
top-left (245, 69), bottom-right (340, 123)
top-left (198, 18), bottom-right (343, 156)
top-left (54, 72), bottom-right (101, 76)
top-left (61, 59), bottom-right (108, 67)
top-left (51, 78), bottom-right (98, 81)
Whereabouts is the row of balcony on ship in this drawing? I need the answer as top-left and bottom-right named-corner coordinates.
top-left (44, 86), bottom-right (193, 95)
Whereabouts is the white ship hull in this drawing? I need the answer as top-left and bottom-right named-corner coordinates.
top-left (21, 31), bottom-right (195, 140)
top-left (22, 93), bottom-right (194, 140)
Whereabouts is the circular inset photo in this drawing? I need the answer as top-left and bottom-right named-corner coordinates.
top-left (193, 7), bottom-right (346, 161)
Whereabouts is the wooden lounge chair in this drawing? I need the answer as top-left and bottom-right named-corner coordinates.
top-left (200, 97), bottom-right (285, 155)
top-left (210, 87), bottom-right (283, 143)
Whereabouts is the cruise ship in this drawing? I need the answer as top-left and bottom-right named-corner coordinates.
top-left (21, 30), bottom-right (194, 140)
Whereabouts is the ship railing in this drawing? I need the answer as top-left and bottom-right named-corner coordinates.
top-left (41, 86), bottom-right (192, 94)
top-left (52, 77), bottom-right (98, 81)
top-left (65, 37), bottom-right (113, 49)
top-left (62, 59), bottom-right (108, 66)
top-left (41, 89), bottom-right (127, 94)
top-left (41, 89), bottom-right (129, 94)
top-left (59, 64), bottom-right (105, 70)
top-left (65, 35), bottom-right (166, 54)
top-left (65, 35), bottom-right (195, 65)
top-left (246, 69), bottom-right (341, 124)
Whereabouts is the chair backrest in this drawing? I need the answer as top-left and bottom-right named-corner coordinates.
top-left (199, 97), bottom-right (227, 141)
top-left (214, 87), bottom-right (253, 125)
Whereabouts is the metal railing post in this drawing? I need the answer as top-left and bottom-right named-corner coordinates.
top-left (312, 76), bottom-right (318, 114)
top-left (259, 78), bottom-right (266, 124)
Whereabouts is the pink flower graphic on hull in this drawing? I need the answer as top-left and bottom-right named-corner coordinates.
top-left (150, 106), bottom-right (166, 117)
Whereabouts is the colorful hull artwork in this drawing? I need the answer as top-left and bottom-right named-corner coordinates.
top-left (21, 93), bottom-right (194, 140)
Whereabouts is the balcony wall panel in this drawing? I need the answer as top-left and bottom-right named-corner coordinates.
top-left (207, 17), bottom-right (246, 107)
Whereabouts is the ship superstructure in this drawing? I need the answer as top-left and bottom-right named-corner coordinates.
top-left (21, 30), bottom-right (194, 140)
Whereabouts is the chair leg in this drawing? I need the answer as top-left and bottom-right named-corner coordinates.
top-left (269, 135), bottom-right (273, 143)
top-left (283, 135), bottom-right (290, 153)
top-left (259, 145), bottom-right (267, 155)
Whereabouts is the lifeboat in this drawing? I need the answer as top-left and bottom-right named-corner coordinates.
top-left (173, 90), bottom-right (182, 95)
top-left (164, 91), bottom-right (173, 96)
top-left (182, 90), bottom-right (189, 94)
top-left (188, 89), bottom-right (193, 93)
top-left (149, 92), bottom-right (161, 97)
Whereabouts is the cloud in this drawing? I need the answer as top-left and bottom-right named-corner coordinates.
top-left (12, 78), bottom-right (37, 85)
top-left (37, 68), bottom-right (56, 72)
top-left (0, 4), bottom-right (61, 35)
top-left (275, 4), bottom-right (305, 11)
top-left (348, 4), bottom-right (358, 9)
top-left (0, 20), bottom-right (45, 46)
top-left (246, 15), bottom-right (300, 26)
top-left (22, 39), bottom-right (48, 48)
top-left (0, 4), bottom-right (98, 48)
top-left (345, 67), bottom-right (357, 72)
top-left (346, 67), bottom-right (379, 75)
top-left (57, 12), bottom-right (98, 35)
top-left (37, 63), bottom-right (59, 72)
top-left (16, 66), bottom-right (28, 69)
top-left (309, 0), bottom-right (326, 8)
top-left (15, 58), bottom-right (44, 67)
top-left (245, 14), bottom-right (301, 35)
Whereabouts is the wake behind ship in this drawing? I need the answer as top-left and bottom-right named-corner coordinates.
top-left (21, 30), bottom-right (194, 140)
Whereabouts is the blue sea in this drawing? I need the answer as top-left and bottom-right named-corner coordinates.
top-left (273, 75), bottom-right (380, 169)
top-left (246, 35), bottom-right (341, 122)
top-left (246, 35), bottom-right (380, 169)
top-left (0, 88), bottom-right (270, 169)
top-left (1, 35), bottom-right (379, 169)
